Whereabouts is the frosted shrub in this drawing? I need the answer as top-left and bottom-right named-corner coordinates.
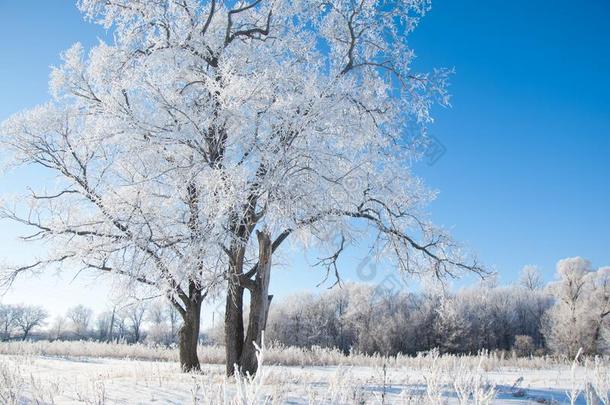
top-left (420, 350), bottom-right (497, 404)
top-left (567, 348), bottom-right (583, 405)
top-left (191, 333), bottom-right (276, 405)
top-left (233, 338), bottom-right (268, 405)
top-left (0, 359), bottom-right (24, 405)
top-left (423, 349), bottom-right (445, 404)
top-left (86, 380), bottom-right (108, 405)
top-left (189, 374), bottom-right (228, 405)
top-left (472, 356), bottom-right (497, 404)
top-left (591, 357), bottom-right (609, 405)
top-left (453, 370), bottom-right (494, 404)
top-left (471, 373), bottom-right (496, 405)
top-left (513, 335), bottom-right (535, 357)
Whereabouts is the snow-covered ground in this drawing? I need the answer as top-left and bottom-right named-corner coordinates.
top-left (0, 352), bottom-right (606, 404)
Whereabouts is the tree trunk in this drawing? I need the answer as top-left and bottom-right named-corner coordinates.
top-left (179, 300), bottom-right (202, 372)
top-left (240, 230), bottom-right (273, 376)
top-left (224, 283), bottom-right (244, 376)
top-left (591, 318), bottom-right (604, 354)
top-left (108, 307), bottom-right (115, 343)
top-left (224, 230), bottom-right (275, 376)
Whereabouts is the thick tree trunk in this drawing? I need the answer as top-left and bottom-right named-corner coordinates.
top-left (240, 230), bottom-right (273, 375)
top-left (224, 230), bottom-right (275, 376)
top-left (179, 300), bottom-right (202, 372)
top-left (224, 283), bottom-right (244, 376)
top-left (591, 319), bottom-right (604, 354)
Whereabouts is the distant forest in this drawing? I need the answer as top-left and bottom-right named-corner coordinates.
top-left (2, 258), bottom-right (608, 359)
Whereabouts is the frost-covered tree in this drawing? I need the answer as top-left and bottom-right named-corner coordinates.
top-left (434, 294), bottom-right (467, 352)
top-left (147, 300), bottom-right (167, 327)
top-left (0, 304), bottom-right (19, 341)
top-left (66, 304), bottom-right (94, 338)
top-left (166, 302), bottom-right (181, 344)
top-left (0, 0), bottom-right (482, 374)
top-left (127, 303), bottom-right (147, 342)
top-left (13, 305), bottom-right (48, 340)
top-left (588, 266), bottom-right (610, 353)
top-left (266, 278), bottom-right (552, 356)
top-left (112, 310), bottom-right (130, 341)
top-left (543, 257), bottom-right (591, 357)
top-left (146, 300), bottom-right (172, 345)
top-left (519, 265), bottom-right (544, 291)
top-left (50, 315), bottom-right (68, 341)
top-left (543, 257), bottom-right (610, 356)
top-left (266, 292), bottom-right (317, 348)
top-left (95, 311), bottom-right (113, 341)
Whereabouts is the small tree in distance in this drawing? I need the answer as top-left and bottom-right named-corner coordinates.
top-left (0, 304), bottom-right (19, 341)
top-left (67, 305), bottom-right (93, 339)
top-left (127, 303), bottom-right (147, 343)
top-left (50, 315), bottom-right (67, 341)
top-left (520, 265), bottom-right (544, 291)
top-left (14, 305), bottom-right (48, 340)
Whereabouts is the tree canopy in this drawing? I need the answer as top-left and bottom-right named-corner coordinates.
top-left (1, 0), bottom-right (483, 373)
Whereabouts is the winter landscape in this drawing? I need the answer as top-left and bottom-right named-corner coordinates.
top-left (0, 0), bottom-right (608, 404)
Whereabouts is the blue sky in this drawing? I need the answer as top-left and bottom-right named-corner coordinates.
top-left (0, 1), bottom-right (609, 316)
top-left (409, 0), bottom-right (610, 282)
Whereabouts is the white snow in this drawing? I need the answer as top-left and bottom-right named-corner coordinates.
top-left (0, 353), bottom-right (603, 404)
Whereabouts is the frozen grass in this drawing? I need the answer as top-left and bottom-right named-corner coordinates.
top-left (0, 339), bottom-right (182, 362)
top-left (0, 339), bottom-right (600, 370)
top-left (0, 340), bottom-right (609, 404)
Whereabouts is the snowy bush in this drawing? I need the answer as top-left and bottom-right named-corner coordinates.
top-left (513, 335), bottom-right (535, 357)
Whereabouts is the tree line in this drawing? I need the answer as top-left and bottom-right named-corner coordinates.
top-left (0, 301), bottom-right (180, 345)
top-left (2, 257), bottom-right (608, 359)
top-left (0, 304), bottom-right (48, 341)
top-left (261, 258), bottom-right (609, 358)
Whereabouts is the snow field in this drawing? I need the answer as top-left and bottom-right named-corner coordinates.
top-left (0, 342), bottom-right (608, 404)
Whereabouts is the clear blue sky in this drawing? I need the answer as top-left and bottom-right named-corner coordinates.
top-left (0, 1), bottom-right (608, 316)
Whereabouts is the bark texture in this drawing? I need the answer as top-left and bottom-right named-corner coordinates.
top-left (240, 230), bottom-right (273, 375)
top-left (224, 283), bottom-right (245, 375)
top-left (179, 298), bottom-right (202, 372)
top-left (224, 230), bottom-right (274, 376)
